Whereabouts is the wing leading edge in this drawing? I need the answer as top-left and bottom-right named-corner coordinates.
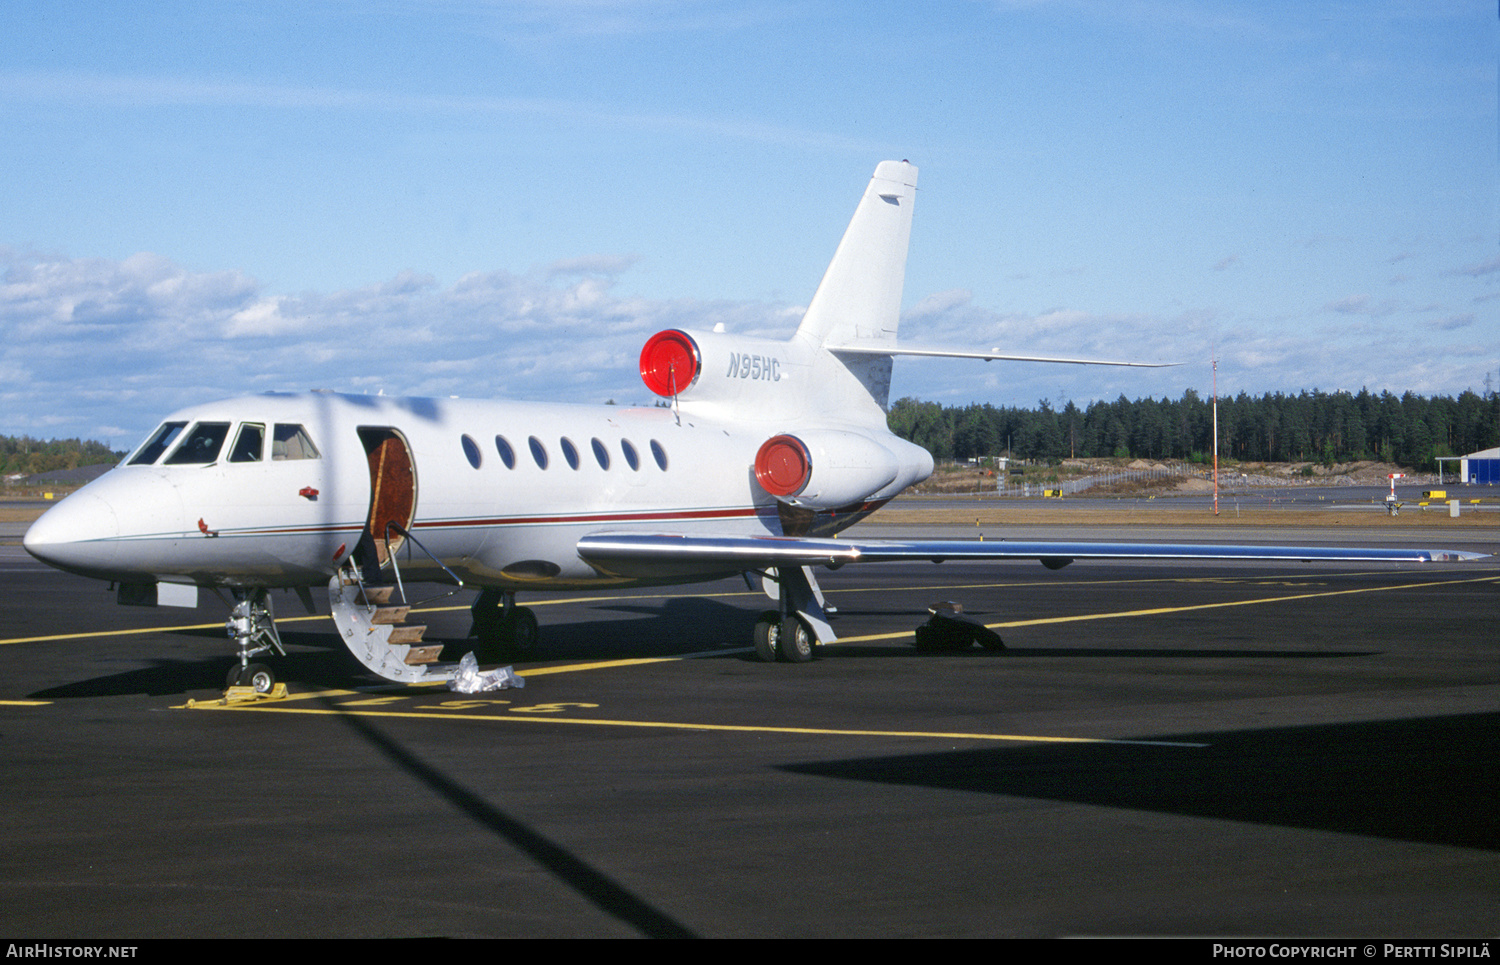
top-left (575, 532), bottom-right (1485, 579)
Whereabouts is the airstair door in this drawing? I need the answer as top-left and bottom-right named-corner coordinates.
top-left (358, 427), bottom-right (417, 568)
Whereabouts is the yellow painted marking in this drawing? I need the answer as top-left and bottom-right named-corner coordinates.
top-left (992, 574), bottom-right (1499, 630)
top-left (507, 702), bottom-right (600, 714)
top-left (520, 649), bottom-right (746, 676)
top-left (820, 573), bottom-right (1500, 645)
top-left (16, 573), bottom-right (1498, 680)
top-left (0, 587), bottom-right (758, 647)
top-left (0, 621), bottom-right (226, 646)
top-left (0, 572), bottom-right (1412, 648)
top-left (186, 700), bottom-right (1206, 747)
top-left (0, 699), bottom-right (51, 706)
top-left (171, 573), bottom-right (1500, 743)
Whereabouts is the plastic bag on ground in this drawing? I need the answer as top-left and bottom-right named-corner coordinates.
top-left (449, 651), bottom-right (526, 692)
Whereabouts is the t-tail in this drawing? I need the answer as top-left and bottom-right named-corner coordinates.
top-left (634, 160), bottom-right (930, 510)
top-left (637, 160), bottom-right (920, 430)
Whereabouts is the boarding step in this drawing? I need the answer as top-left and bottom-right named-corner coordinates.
top-left (329, 565), bottom-right (456, 684)
top-left (404, 643), bottom-right (443, 665)
top-left (387, 624), bottom-right (427, 645)
top-left (359, 585), bottom-right (395, 606)
top-left (371, 605), bottom-right (411, 624)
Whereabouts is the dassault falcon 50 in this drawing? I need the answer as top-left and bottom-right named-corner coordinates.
top-left (23, 161), bottom-right (1480, 691)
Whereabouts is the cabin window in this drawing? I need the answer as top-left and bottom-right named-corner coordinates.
top-left (164, 422), bottom-right (231, 465)
top-left (229, 423), bottom-right (265, 463)
top-left (650, 439), bottom-right (668, 471)
top-left (495, 435), bottom-right (516, 469)
top-left (272, 424), bottom-right (320, 460)
top-left (560, 437), bottom-right (580, 470)
top-left (621, 439), bottom-right (640, 471)
top-left (528, 436), bottom-right (549, 470)
top-left (461, 434), bottom-right (481, 469)
top-left (128, 421), bottom-right (187, 465)
top-left (590, 438), bottom-right (610, 470)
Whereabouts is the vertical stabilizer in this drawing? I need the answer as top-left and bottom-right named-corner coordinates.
top-left (795, 160), bottom-right (918, 351)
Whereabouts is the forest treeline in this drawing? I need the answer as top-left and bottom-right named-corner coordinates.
top-left (888, 389), bottom-right (1500, 470)
top-left (1, 436), bottom-right (121, 477)
top-left (5, 386), bottom-right (1499, 476)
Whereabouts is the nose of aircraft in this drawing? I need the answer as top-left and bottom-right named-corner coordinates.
top-left (23, 490), bottom-right (123, 578)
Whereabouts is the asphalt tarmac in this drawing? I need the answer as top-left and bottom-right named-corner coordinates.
top-left (1, 518), bottom-right (1497, 938)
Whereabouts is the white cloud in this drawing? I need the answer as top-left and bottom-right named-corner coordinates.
top-left (546, 254), bottom-right (641, 278)
top-left (904, 288), bottom-right (973, 319)
top-left (3, 246), bottom-right (1491, 442)
top-left (0, 248), bottom-right (794, 439)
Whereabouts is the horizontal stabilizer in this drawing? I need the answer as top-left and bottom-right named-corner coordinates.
top-left (829, 344), bottom-right (1180, 367)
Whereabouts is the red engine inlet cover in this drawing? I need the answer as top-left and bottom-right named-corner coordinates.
top-left (639, 329), bottom-right (701, 397)
top-left (754, 434), bottom-right (811, 497)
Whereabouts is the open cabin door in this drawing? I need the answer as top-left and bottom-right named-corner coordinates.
top-left (358, 427), bottom-right (417, 568)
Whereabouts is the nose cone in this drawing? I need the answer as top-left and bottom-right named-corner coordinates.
top-left (24, 491), bottom-right (123, 578)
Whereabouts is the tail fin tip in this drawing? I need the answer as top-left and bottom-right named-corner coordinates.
top-left (795, 160), bottom-right (919, 351)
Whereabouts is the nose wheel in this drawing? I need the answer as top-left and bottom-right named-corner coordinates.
top-left (225, 587), bottom-right (286, 693)
top-left (226, 662), bottom-right (276, 693)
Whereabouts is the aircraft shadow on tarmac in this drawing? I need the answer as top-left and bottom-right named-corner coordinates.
top-left (824, 644), bottom-right (1378, 660)
top-left (782, 711), bottom-right (1500, 851)
top-left (27, 597), bottom-right (764, 698)
top-left (26, 594), bottom-right (1384, 698)
top-left (29, 648), bottom-right (359, 699)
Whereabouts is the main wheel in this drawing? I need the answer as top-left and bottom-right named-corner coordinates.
top-left (779, 616), bottom-right (815, 663)
top-left (753, 611), bottom-right (781, 662)
top-left (508, 607), bottom-right (539, 654)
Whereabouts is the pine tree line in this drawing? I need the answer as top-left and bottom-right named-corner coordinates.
top-left (0, 436), bottom-right (122, 477)
top-left (888, 389), bottom-right (1500, 469)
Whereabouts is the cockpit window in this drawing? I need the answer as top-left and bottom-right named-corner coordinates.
top-left (272, 424), bottom-right (320, 460)
top-left (128, 421), bottom-right (187, 465)
top-left (229, 423), bottom-right (264, 463)
top-left (163, 422), bottom-right (231, 465)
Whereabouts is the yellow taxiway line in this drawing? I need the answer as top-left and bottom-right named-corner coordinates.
top-left (826, 573), bottom-right (1500, 645)
top-left (3, 570), bottom-right (1481, 650)
top-left (185, 700), bottom-right (1208, 748)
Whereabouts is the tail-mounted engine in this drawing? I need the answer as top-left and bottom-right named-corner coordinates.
top-left (640, 328), bottom-right (801, 411)
top-left (639, 326), bottom-right (933, 506)
top-left (754, 429), bottom-right (931, 509)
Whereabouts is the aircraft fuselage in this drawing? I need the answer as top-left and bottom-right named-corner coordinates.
top-left (23, 390), bottom-right (909, 593)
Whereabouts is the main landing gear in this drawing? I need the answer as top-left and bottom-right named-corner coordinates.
top-left (470, 589), bottom-right (539, 657)
top-left (225, 587), bottom-right (286, 694)
top-left (750, 566), bottom-right (833, 663)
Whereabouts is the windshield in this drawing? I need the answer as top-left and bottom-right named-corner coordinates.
top-left (163, 422), bottom-right (232, 465)
top-left (127, 422), bottom-right (187, 466)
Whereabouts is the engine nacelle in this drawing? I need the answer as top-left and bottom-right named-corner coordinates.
top-left (640, 328), bottom-right (806, 408)
top-left (754, 429), bottom-right (932, 509)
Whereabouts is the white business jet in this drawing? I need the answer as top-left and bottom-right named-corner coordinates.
top-left (23, 161), bottom-right (1478, 692)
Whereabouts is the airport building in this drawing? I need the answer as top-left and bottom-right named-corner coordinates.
top-left (1459, 446), bottom-right (1500, 484)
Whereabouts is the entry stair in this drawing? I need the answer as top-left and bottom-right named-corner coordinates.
top-left (329, 560), bottom-right (457, 683)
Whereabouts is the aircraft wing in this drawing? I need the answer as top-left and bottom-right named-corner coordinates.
top-left (576, 532), bottom-right (1485, 579)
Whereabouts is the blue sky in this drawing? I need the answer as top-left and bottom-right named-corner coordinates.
top-left (1, 1), bottom-right (1494, 446)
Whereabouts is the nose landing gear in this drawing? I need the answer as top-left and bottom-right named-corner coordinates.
top-left (225, 587), bottom-right (286, 694)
